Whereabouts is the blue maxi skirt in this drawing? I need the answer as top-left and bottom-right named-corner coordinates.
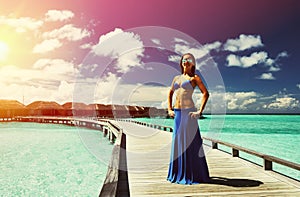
top-left (167, 108), bottom-right (210, 184)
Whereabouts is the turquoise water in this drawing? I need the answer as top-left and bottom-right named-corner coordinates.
top-left (135, 115), bottom-right (300, 180)
top-left (1, 115), bottom-right (299, 196)
top-left (0, 122), bottom-right (113, 196)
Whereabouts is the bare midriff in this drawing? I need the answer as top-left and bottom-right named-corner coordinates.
top-left (174, 88), bottom-right (195, 109)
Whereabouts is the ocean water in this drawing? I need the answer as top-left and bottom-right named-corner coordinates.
top-left (135, 114), bottom-right (300, 180)
top-left (0, 122), bottom-right (113, 196)
top-left (1, 115), bottom-right (299, 196)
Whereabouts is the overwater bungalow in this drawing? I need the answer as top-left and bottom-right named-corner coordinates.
top-left (0, 100), bottom-right (27, 118)
top-left (148, 106), bottom-right (168, 118)
top-left (111, 104), bottom-right (130, 118)
top-left (92, 104), bottom-right (113, 118)
top-left (127, 105), bottom-right (141, 118)
top-left (62, 102), bottom-right (94, 117)
top-left (26, 101), bottom-right (65, 116)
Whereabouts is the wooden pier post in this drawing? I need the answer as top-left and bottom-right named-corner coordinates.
top-left (103, 128), bottom-right (108, 137)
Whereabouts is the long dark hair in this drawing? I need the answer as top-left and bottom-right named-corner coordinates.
top-left (179, 53), bottom-right (196, 76)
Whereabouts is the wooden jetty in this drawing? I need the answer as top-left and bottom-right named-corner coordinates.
top-left (2, 116), bottom-right (300, 196)
top-left (108, 120), bottom-right (300, 196)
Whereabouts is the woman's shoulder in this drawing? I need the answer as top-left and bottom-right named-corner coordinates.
top-left (193, 74), bottom-right (200, 78)
top-left (173, 75), bottom-right (181, 80)
top-left (192, 74), bottom-right (203, 82)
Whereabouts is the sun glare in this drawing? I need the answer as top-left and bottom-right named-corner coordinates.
top-left (0, 41), bottom-right (9, 61)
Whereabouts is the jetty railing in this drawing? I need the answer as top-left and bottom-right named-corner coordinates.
top-left (119, 118), bottom-right (173, 132)
top-left (203, 137), bottom-right (300, 171)
top-left (117, 118), bottom-right (300, 180)
top-left (99, 126), bottom-right (130, 197)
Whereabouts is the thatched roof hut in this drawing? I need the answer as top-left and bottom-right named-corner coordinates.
top-left (126, 105), bottom-right (144, 117)
top-left (92, 104), bottom-right (113, 118)
top-left (27, 101), bottom-right (63, 109)
top-left (26, 101), bottom-right (64, 116)
top-left (0, 100), bottom-right (26, 117)
top-left (62, 102), bottom-right (94, 117)
top-left (0, 100), bottom-right (25, 109)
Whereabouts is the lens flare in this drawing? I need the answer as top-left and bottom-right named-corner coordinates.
top-left (0, 41), bottom-right (9, 61)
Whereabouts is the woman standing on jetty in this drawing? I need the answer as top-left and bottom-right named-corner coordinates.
top-left (167, 53), bottom-right (210, 184)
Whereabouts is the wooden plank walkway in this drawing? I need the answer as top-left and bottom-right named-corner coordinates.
top-left (112, 120), bottom-right (300, 196)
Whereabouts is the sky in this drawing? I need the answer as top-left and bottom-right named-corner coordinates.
top-left (0, 0), bottom-right (299, 113)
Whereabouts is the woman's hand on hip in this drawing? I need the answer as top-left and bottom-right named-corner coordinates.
top-left (168, 109), bottom-right (175, 118)
top-left (189, 111), bottom-right (202, 119)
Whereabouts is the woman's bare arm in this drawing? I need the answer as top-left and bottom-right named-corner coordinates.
top-left (168, 89), bottom-right (175, 117)
top-left (196, 75), bottom-right (209, 114)
top-left (168, 76), bottom-right (178, 118)
top-left (190, 75), bottom-right (209, 118)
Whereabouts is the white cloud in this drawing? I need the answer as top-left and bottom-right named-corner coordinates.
top-left (117, 50), bottom-right (144, 73)
top-left (83, 63), bottom-right (98, 72)
top-left (168, 55), bottom-right (181, 63)
top-left (72, 77), bottom-right (99, 104)
top-left (226, 50), bottom-right (288, 73)
top-left (0, 82), bottom-right (52, 105)
top-left (93, 73), bottom-right (122, 104)
top-left (268, 65), bottom-right (280, 72)
top-left (241, 98), bottom-right (257, 107)
top-left (215, 85), bottom-right (225, 90)
top-left (174, 37), bottom-right (189, 45)
top-left (226, 54), bottom-right (241, 67)
top-left (43, 24), bottom-right (91, 41)
top-left (174, 44), bottom-right (209, 60)
top-left (92, 28), bottom-right (144, 73)
top-left (203, 41), bottom-right (222, 51)
top-left (53, 81), bottom-right (74, 104)
top-left (0, 59), bottom-right (77, 85)
top-left (266, 51), bottom-right (288, 71)
top-left (227, 51), bottom-right (268, 68)
top-left (173, 44), bottom-right (214, 71)
top-left (32, 39), bottom-right (62, 53)
top-left (0, 59), bottom-right (79, 104)
top-left (129, 85), bottom-right (168, 103)
top-left (33, 58), bottom-right (78, 76)
top-left (0, 80), bottom-right (76, 105)
top-left (265, 58), bottom-right (275, 66)
top-left (265, 97), bottom-right (299, 109)
top-left (80, 42), bottom-right (93, 49)
top-left (45, 10), bottom-right (74, 22)
top-left (0, 16), bottom-right (43, 32)
top-left (97, 28), bottom-right (123, 44)
top-left (225, 91), bottom-right (258, 110)
top-left (223, 34), bottom-right (288, 72)
top-left (297, 84), bottom-right (300, 89)
top-left (277, 51), bottom-right (288, 58)
top-left (93, 73), bottom-right (168, 106)
top-left (0, 80), bottom-right (50, 105)
top-left (223, 34), bottom-right (263, 52)
top-left (257, 73), bottom-right (275, 80)
top-left (241, 52), bottom-right (268, 67)
top-left (171, 40), bottom-right (221, 71)
top-left (151, 38), bottom-right (161, 45)
top-left (78, 71), bottom-right (171, 106)
top-left (266, 51), bottom-right (288, 72)
top-left (0, 66), bottom-right (36, 84)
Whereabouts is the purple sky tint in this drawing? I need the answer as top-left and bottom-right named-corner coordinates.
top-left (0, 0), bottom-right (299, 113)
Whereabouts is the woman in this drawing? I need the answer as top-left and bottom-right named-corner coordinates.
top-left (167, 53), bottom-right (210, 184)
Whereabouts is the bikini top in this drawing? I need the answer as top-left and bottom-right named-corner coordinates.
top-left (172, 75), bottom-right (194, 91)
